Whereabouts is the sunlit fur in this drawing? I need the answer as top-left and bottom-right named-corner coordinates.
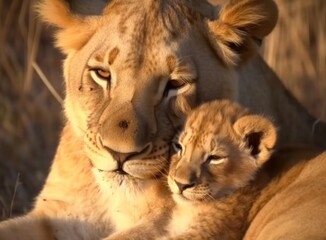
top-left (165, 100), bottom-right (276, 239)
top-left (169, 101), bottom-right (269, 201)
top-left (1, 0), bottom-right (324, 239)
top-left (106, 100), bottom-right (277, 240)
top-left (245, 147), bottom-right (326, 240)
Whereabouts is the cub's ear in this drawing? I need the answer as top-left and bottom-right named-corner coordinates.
top-left (36, 0), bottom-right (108, 53)
top-left (206, 0), bottom-right (278, 66)
top-left (233, 115), bottom-right (277, 165)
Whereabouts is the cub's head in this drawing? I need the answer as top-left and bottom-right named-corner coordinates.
top-left (168, 100), bottom-right (277, 203)
top-left (38, 0), bottom-right (277, 181)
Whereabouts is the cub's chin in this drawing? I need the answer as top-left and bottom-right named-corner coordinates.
top-left (172, 192), bottom-right (202, 204)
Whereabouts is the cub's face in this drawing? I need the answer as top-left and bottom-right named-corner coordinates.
top-left (168, 100), bottom-right (277, 203)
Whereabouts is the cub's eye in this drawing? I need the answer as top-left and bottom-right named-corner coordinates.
top-left (163, 79), bottom-right (186, 98)
top-left (172, 141), bottom-right (183, 152)
top-left (168, 79), bottom-right (186, 89)
top-left (90, 68), bottom-right (111, 88)
top-left (206, 155), bottom-right (227, 165)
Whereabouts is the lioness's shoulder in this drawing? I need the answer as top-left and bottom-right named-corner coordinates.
top-left (265, 145), bottom-right (322, 177)
top-left (245, 147), bottom-right (326, 240)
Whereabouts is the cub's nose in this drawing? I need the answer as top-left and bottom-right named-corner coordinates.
top-left (174, 180), bottom-right (195, 193)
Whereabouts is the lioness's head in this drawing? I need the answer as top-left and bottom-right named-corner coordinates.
top-left (38, 0), bottom-right (277, 180)
top-left (168, 100), bottom-right (277, 203)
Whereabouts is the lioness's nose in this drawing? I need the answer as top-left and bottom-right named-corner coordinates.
top-left (97, 133), bottom-right (152, 164)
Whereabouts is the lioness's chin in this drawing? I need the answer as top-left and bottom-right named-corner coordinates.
top-left (87, 149), bottom-right (170, 179)
top-left (92, 168), bottom-right (164, 194)
top-left (93, 168), bottom-right (137, 183)
top-left (89, 157), bottom-right (168, 180)
top-left (90, 156), bottom-right (169, 180)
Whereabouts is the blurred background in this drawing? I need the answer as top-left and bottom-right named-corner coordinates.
top-left (0, 0), bottom-right (325, 220)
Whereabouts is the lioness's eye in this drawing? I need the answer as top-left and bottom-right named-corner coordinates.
top-left (89, 68), bottom-right (111, 88)
top-left (207, 155), bottom-right (227, 165)
top-left (94, 69), bottom-right (111, 81)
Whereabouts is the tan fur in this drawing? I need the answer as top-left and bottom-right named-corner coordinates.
top-left (165, 100), bottom-right (276, 239)
top-left (36, 0), bottom-right (102, 52)
top-left (106, 100), bottom-right (277, 240)
top-left (0, 124), bottom-right (173, 239)
top-left (245, 146), bottom-right (326, 240)
top-left (207, 0), bottom-right (278, 65)
top-left (1, 0), bottom-right (326, 239)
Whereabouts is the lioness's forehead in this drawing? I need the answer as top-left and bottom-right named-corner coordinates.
top-left (84, 0), bottom-right (200, 74)
top-left (105, 0), bottom-right (197, 37)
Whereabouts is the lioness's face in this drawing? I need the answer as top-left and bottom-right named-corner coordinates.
top-left (63, 6), bottom-right (238, 180)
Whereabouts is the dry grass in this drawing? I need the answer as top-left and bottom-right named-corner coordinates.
top-left (0, 0), bottom-right (63, 219)
top-left (0, 0), bottom-right (325, 220)
top-left (262, 0), bottom-right (326, 121)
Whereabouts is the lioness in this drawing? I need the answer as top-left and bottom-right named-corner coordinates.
top-left (1, 0), bottom-right (326, 239)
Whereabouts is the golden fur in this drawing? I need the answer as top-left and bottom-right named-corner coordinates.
top-left (245, 146), bottom-right (326, 240)
top-left (1, 0), bottom-right (326, 239)
top-left (105, 100), bottom-right (277, 240)
top-left (166, 100), bottom-right (276, 239)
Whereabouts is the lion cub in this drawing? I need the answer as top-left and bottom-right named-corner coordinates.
top-left (108, 100), bottom-right (277, 240)
top-left (166, 100), bottom-right (277, 239)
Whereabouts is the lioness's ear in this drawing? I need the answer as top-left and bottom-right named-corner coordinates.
top-left (233, 115), bottom-right (277, 165)
top-left (206, 0), bottom-right (278, 66)
top-left (37, 0), bottom-right (108, 53)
